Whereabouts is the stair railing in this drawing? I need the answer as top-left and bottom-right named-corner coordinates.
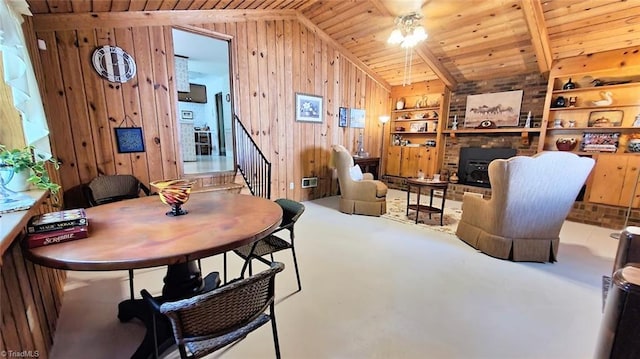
top-left (234, 114), bottom-right (271, 199)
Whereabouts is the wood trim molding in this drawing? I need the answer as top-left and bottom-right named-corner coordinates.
top-left (31, 9), bottom-right (299, 32)
top-left (522, 0), bottom-right (552, 74)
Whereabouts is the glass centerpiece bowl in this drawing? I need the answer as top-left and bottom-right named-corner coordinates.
top-left (150, 179), bottom-right (197, 216)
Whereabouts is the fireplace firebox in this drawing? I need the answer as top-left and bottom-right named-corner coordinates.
top-left (458, 147), bottom-right (516, 188)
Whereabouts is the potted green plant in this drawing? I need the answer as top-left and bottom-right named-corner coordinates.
top-left (0, 145), bottom-right (61, 194)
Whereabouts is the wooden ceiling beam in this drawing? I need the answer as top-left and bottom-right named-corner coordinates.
top-left (31, 9), bottom-right (299, 31)
top-left (521, 0), bottom-right (552, 74)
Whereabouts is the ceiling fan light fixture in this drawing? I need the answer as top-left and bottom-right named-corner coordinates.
top-left (413, 26), bottom-right (428, 41)
top-left (389, 12), bottom-right (428, 49)
top-left (388, 12), bottom-right (428, 86)
top-left (387, 29), bottom-right (404, 44)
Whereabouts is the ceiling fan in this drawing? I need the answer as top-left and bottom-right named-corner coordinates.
top-left (376, 0), bottom-right (431, 85)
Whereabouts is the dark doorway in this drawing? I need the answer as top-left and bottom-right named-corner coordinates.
top-left (215, 92), bottom-right (226, 156)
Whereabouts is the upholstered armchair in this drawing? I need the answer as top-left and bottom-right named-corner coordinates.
top-left (331, 145), bottom-right (387, 216)
top-left (455, 151), bottom-right (595, 262)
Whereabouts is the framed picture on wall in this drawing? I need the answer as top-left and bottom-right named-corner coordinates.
top-left (463, 90), bottom-right (523, 128)
top-left (295, 93), bottom-right (323, 123)
top-left (114, 127), bottom-right (146, 153)
top-left (181, 110), bottom-right (193, 120)
top-left (350, 108), bottom-right (366, 128)
top-left (339, 107), bottom-right (348, 127)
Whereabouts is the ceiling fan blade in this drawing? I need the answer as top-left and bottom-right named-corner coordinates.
top-left (381, 0), bottom-right (430, 16)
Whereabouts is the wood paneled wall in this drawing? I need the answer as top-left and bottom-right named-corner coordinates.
top-left (1, 196), bottom-right (66, 359)
top-left (26, 15), bottom-right (390, 202)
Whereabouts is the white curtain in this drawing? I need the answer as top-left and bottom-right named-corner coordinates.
top-left (0, 0), bottom-right (51, 158)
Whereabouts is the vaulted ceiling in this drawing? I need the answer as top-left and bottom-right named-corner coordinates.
top-left (24, 0), bottom-right (640, 89)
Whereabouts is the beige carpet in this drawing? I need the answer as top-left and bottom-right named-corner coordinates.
top-left (383, 196), bottom-right (462, 235)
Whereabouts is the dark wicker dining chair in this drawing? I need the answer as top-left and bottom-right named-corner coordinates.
top-left (84, 174), bottom-right (150, 207)
top-left (84, 174), bottom-right (151, 299)
top-left (141, 261), bottom-right (285, 359)
top-left (233, 198), bottom-right (305, 291)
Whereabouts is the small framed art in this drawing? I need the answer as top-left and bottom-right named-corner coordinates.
top-left (181, 110), bottom-right (193, 120)
top-left (350, 108), bottom-right (366, 128)
top-left (339, 107), bottom-right (348, 127)
top-left (114, 127), bottom-right (146, 153)
top-left (296, 93), bottom-right (323, 123)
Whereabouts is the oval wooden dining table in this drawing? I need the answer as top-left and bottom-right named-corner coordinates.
top-left (23, 191), bottom-right (283, 359)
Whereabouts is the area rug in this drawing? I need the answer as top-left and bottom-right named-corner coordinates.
top-left (383, 197), bottom-right (462, 236)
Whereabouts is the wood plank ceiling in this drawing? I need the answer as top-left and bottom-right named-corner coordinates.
top-left (25, 0), bottom-right (640, 89)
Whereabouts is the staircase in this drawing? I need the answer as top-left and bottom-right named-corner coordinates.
top-left (233, 115), bottom-right (271, 199)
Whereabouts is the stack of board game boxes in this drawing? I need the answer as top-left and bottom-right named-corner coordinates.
top-left (25, 209), bottom-right (89, 248)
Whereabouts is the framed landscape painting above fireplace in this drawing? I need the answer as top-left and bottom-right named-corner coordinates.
top-left (463, 90), bottom-right (523, 128)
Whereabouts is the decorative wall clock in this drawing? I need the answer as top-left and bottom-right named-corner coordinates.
top-left (91, 45), bottom-right (137, 83)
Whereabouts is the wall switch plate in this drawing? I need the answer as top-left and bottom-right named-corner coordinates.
top-left (301, 177), bottom-right (318, 188)
top-left (289, 182), bottom-right (294, 190)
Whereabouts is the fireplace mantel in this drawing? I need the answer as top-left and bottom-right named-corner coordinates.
top-left (443, 128), bottom-right (542, 145)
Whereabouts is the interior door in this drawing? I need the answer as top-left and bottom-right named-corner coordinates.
top-left (215, 92), bottom-right (226, 156)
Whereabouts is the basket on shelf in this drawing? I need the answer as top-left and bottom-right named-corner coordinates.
top-left (556, 138), bottom-right (577, 151)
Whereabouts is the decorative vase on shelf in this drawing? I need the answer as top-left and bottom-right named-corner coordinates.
top-left (396, 98), bottom-right (405, 110)
top-left (563, 78), bottom-right (576, 90)
top-left (628, 139), bottom-right (640, 153)
top-left (553, 96), bottom-right (566, 108)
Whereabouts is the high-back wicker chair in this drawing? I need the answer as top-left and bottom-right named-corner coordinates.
top-left (84, 174), bottom-right (150, 206)
top-left (233, 198), bottom-right (305, 291)
top-left (141, 262), bottom-right (285, 359)
top-left (84, 174), bottom-right (151, 299)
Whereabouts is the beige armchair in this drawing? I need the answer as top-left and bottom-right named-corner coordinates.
top-left (331, 145), bottom-right (387, 216)
top-left (455, 151), bottom-right (595, 262)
